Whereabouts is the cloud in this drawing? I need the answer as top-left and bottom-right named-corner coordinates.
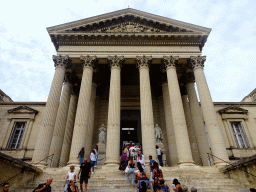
top-left (0, 0), bottom-right (255, 102)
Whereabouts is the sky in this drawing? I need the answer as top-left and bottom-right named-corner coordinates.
top-left (0, 0), bottom-right (255, 102)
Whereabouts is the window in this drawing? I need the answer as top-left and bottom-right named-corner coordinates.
top-left (230, 122), bottom-right (249, 148)
top-left (7, 122), bottom-right (26, 149)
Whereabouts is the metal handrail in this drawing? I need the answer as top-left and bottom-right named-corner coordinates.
top-left (0, 154), bottom-right (54, 186)
top-left (207, 153), bottom-right (256, 178)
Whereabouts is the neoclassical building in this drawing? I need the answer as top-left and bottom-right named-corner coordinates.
top-left (1, 8), bottom-right (256, 168)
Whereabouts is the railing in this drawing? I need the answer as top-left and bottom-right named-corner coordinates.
top-left (33, 154), bottom-right (54, 167)
top-left (0, 154), bottom-right (54, 186)
top-left (207, 153), bottom-right (256, 178)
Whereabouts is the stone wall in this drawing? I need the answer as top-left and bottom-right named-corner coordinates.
top-left (223, 154), bottom-right (256, 188)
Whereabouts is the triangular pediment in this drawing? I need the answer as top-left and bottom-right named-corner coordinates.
top-left (218, 105), bottom-right (248, 114)
top-left (8, 106), bottom-right (38, 114)
top-left (47, 8), bottom-right (211, 35)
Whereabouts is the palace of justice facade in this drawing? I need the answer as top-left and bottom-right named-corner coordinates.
top-left (1, 8), bottom-right (256, 168)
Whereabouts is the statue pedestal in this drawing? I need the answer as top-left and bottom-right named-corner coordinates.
top-left (98, 143), bottom-right (106, 165)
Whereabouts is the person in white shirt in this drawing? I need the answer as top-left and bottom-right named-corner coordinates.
top-left (64, 166), bottom-right (76, 192)
top-left (90, 150), bottom-right (97, 173)
top-left (156, 145), bottom-right (163, 167)
top-left (93, 145), bottom-right (98, 168)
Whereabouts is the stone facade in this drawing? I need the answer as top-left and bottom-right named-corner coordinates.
top-left (1, 8), bottom-right (256, 169)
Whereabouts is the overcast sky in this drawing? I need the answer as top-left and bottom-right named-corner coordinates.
top-left (0, 0), bottom-right (255, 102)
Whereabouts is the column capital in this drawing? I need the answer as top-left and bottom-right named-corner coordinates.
top-left (185, 72), bottom-right (195, 84)
top-left (107, 55), bottom-right (124, 68)
top-left (163, 56), bottom-right (179, 69)
top-left (53, 55), bottom-right (71, 69)
top-left (190, 56), bottom-right (206, 70)
top-left (80, 55), bottom-right (97, 68)
top-left (136, 56), bottom-right (152, 69)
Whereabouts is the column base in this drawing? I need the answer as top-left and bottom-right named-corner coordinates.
top-left (178, 161), bottom-right (196, 167)
top-left (67, 159), bottom-right (80, 166)
top-left (102, 163), bottom-right (119, 170)
top-left (31, 161), bottom-right (48, 168)
top-left (214, 161), bottom-right (228, 168)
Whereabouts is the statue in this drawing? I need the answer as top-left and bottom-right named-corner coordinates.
top-left (99, 124), bottom-right (106, 144)
top-left (154, 124), bottom-right (163, 143)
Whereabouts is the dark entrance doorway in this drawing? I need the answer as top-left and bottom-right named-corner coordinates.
top-left (120, 110), bottom-right (141, 154)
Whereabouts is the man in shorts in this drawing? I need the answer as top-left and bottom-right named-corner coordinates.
top-left (78, 158), bottom-right (91, 192)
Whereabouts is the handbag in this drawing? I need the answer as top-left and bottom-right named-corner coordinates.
top-left (125, 166), bottom-right (130, 173)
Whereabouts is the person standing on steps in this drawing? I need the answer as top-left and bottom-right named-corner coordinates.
top-left (126, 155), bottom-right (136, 187)
top-left (137, 172), bottom-right (151, 192)
top-left (149, 155), bottom-right (156, 187)
top-left (33, 177), bottom-right (53, 192)
top-left (77, 158), bottom-right (91, 192)
top-left (77, 147), bottom-right (85, 166)
top-left (152, 162), bottom-right (163, 192)
top-left (156, 145), bottom-right (163, 167)
top-left (66, 180), bottom-right (79, 192)
top-left (93, 145), bottom-right (98, 168)
top-left (90, 150), bottom-right (97, 174)
top-left (63, 165), bottom-right (76, 192)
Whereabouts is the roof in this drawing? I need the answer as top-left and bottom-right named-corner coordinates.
top-left (47, 8), bottom-right (211, 50)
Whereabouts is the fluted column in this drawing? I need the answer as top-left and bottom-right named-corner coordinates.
top-left (190, 56), bottom-right (229, 165)
top-left (180, 86), bottom-right (201, 165)
top-left (59, 85), bottom-right (79, 167)
top-left (162, 82), bottom-right (178, 166)
top-left (32, 55), bottom-right (70, 166)
top-left (48, 72), bottom-right (74, 167)
top-left (105, 55), bottom-right (123, 164)
top-left (137, 56), bottom-right (157, 163)
top-left (163, 56), bottom-right (194, 166)
top-left (185, 72), bottom-right (211, 166)
top-left (68, 56), bottom-right (96, 165)
top-left (84, 82), bottom-right (97, 159)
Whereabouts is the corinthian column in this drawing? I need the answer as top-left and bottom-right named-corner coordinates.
top-left (137, 56), bottom-right (157, 163)
top-left (84, 81), bottom-right (97, 159)
top-left (48, 72), bottom-right (74, 167)
top-left (105, 55), bottom-right (123, 164)
top-left (68, 56), bottom-right (96, 165)
top-left (190, 56), bottom-right (229, 165)
top-left (163, 56), bottom-right (194, 166)
top-left (59, 85), bottom-right (79, 167)
top-left (32, 55), bottom-right (70, 166)
top-left (162, 82), bottom-right (178, 166)
top-left (185, 72), bottom-right (211, 166)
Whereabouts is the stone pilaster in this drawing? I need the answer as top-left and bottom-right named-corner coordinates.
top-left (163, 56), bottom-right (194, 166)
top-left (32, 55), bottom-right (70, 166)
top-left (68, 56), bottom-right (96, 165)
top-left (105, 55), bottom-right (123, 164)
top-left (162, 82), bottom-right (178, 166)
top-left (180, 86), bottom-right (201, 165)
top-left (48, 72), bottom-right (74, 167)
top-left (190, 56), bottom-right (229, 165)
top-left (137, 56), bottom-right (157, 163)
top-left (185, 72), bottom-right (211, 166)
top-left (84, 82), bottom-right (97, 159)
top-left (59, 85), bottom-right (79, 167)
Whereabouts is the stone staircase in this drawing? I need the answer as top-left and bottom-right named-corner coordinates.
top-left (13, 164), bottom-right (250, 192)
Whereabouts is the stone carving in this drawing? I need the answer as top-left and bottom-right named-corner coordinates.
top-left (154, 124), bottom-right (163, 143)
top-left (80, 55), bottom-right (97, 68)
top-left (99, 124), bottom-right (106, 144)
top-left (163, 56), bottom-right (179, 69)
top-left (53, 55), bottom-right (71, 69)
top-left (107, 55), bottom-right (124, 68)
top-left (190, 56), bottom-right (206, 69)
top-left (96, 22), bottom-right (164, 33)
top-left (136, 56), bottom-right (152, 69)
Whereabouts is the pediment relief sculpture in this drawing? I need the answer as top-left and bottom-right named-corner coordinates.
top-left (7, 106), bottom-right (38, 114)
top-left (218, 105), bottom-right (248, 114)
top-left (96, 22), bottom-right (165, 33)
